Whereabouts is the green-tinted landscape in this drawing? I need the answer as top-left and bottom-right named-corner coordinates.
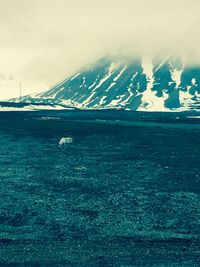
top-left (0, 111), bottom-right (200, 266)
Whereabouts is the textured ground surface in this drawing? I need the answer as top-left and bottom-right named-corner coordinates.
top-left (0, 112), bottom-right (200, 266)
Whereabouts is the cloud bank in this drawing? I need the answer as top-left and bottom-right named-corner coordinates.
top-left (0, 0), bottom-right (200, 98)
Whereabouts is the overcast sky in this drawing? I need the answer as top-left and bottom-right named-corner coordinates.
top-left (0, 0), bottom-right (200, 99)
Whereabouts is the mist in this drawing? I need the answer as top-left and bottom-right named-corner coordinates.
top-left (0, 0), bottom-right (200, 99)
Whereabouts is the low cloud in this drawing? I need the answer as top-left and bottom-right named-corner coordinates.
top-left (0, 0), bottom-right (200, 98)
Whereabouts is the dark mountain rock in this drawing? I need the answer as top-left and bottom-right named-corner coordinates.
top-left (12, 57), bottom-right (200, 111)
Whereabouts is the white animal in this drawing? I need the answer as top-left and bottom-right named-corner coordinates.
top-left (59, 137), bottom-right (73, 147)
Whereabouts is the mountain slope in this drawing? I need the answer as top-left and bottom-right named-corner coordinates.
top-left (13, 57), bottom-right (200, 111)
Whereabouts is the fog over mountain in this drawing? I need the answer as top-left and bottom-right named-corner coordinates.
top-left (0, 0), bottom-right (200, 99)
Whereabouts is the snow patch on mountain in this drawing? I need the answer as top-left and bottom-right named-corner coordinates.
top-left (8, 57), bottom-right (200, 112)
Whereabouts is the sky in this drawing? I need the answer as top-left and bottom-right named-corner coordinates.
top-left (0, 0), bottom-right (200, 99)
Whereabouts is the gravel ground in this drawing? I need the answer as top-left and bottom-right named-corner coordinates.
top-left (0, 116), bottom-right (200, 266)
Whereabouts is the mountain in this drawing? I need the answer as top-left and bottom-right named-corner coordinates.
top-left (11, 57), bottom-right (200, 112)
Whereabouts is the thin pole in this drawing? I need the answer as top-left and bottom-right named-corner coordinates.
top-left (19, 83), bottom-right (22, 102)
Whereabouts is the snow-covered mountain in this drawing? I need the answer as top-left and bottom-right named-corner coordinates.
top-left (11, 57), bottom-right (200, 111)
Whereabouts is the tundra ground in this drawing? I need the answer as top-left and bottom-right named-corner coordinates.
top-left (0, 111), bottom-right (200, 266)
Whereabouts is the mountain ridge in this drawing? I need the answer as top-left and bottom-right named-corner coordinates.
top-left (10, 57), bottom-right (200, 112)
